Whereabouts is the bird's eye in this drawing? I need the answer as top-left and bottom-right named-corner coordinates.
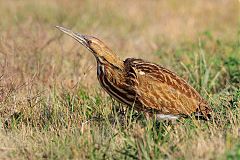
top-left (87, 40), bottom-right (92, 45)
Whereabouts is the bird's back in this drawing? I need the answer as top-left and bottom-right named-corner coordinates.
top-left (124, 58), bottom-right (212, 118)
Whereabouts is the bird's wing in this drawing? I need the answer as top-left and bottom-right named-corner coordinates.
top-left (124, 58), bottom-right (211, 116)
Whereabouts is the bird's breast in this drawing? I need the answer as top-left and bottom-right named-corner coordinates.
top-left (96, 63), bottom-right (138, 107)
top-left (97, 63), bottom-right (105, 78)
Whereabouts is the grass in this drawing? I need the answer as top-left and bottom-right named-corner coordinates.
top-left (0, 0), bottom-right (240, 159)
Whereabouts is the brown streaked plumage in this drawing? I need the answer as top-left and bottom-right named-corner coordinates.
top-left (56, 26), bottom-right (212, 120)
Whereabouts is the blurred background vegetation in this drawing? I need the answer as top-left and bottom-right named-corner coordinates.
top-left (0, 0), bottom-right (239, 159)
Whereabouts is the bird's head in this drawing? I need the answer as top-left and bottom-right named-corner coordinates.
top-left (56, 26), bottom-right (123, 69)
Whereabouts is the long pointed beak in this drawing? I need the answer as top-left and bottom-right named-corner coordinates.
top-left (56, 26), bottom-right (92, 52)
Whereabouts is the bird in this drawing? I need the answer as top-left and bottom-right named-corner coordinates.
top-left (56, 26), bottom-right (212, 120)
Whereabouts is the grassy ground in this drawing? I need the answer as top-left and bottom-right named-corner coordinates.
top-left (0, 0), bottom-right (240, 159)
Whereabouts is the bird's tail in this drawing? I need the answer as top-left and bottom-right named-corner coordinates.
top-left (195, 101), bottom-right (212, 120)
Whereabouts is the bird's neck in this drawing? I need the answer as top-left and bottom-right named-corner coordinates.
top-left (99, 50), bottom-right (124, 70)
top-left (97, 60), bottom-right (125, 84)
top-left (105, 53), bottom-right (124, 71)
top-left (96, 61), bottom-right (135, 107)
top-left (97, 62), bottom-right (104, 78)
top-left (110, 58), bottom-right (124, 70)
top-left (97, 61), bottom-right (123, 77)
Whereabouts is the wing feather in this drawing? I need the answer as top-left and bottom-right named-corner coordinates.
top-left (124, 58), bottom-right (211, 116)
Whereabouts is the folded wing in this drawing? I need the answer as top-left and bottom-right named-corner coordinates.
top-left (124, 58), bottom-right (211, 117)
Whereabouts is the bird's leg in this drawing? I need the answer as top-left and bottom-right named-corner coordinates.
top-left (144, 112), bottom-right (152, 121)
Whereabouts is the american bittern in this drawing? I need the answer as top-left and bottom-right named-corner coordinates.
top-left (56, 26), bottom-right (212, 120)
